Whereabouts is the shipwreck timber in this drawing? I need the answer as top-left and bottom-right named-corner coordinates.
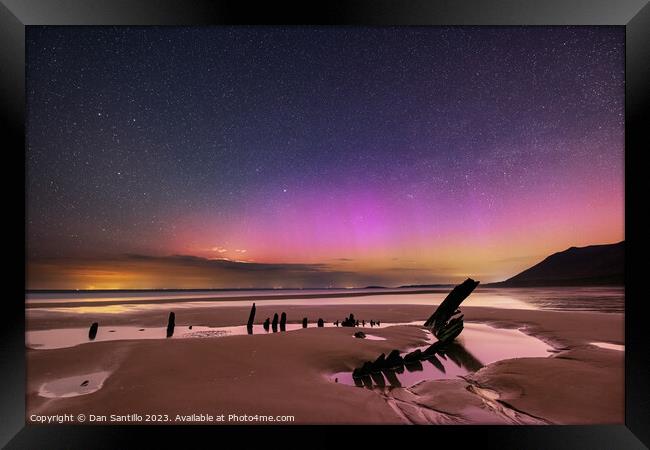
top-left (351, 278), bottom-right (479, 380)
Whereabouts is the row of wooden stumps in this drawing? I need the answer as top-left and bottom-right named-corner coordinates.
top-left (247, 303), bottom-right (329, 333)
top-left (261, 312), bottom-right (288, 332)
top-left (251, 303), bottom-right (305, 333)
top-left (88, 311), bottom-right (178, 340)
top-left (87, 302), bottom-right (333, 340)
top-left (337, 314), bottom-right (380, 328)
top-left (87, 310), bottom-right (378, 340)
top-left (352, 278), bottom-right (479, 381)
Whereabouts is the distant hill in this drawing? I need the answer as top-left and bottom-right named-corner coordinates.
top-left (490, 241), bottom-right (624, 287)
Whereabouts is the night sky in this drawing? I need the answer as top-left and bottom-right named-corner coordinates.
top-left (26, 26), bottom-right (624, 289)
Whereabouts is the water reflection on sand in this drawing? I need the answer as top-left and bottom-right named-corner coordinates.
top-left (333, 323), bottom-right (553, 389)
top-left (27, 321), bottom-right (398, 350)
top-left (39, 371), bottom-right (110, 398)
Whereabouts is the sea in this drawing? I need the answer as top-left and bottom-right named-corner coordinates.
top-left (25, 286), bottom-right (624, 313)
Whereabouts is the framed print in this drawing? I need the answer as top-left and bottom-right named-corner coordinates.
top-left (2, 0), bottom-right (649, 448)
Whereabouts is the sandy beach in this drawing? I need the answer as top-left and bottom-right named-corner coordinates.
top-left (26, 303), bottom-right (624, 425)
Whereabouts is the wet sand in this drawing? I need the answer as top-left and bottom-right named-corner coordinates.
top-left (26, 305), bottom-right (624, 425)
top-left (25, 288), bottom-right (451, 309)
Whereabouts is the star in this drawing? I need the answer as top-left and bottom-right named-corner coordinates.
top-left (25, 26), bottom-right (624, 288)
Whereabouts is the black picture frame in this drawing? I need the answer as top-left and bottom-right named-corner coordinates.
top-left (2, 0), bottom-right (648, 448)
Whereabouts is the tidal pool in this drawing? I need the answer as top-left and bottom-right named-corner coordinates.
top-left (38, 371), bottom-right (111, 398)
top-left (26, 321), bottom-right (393, 350)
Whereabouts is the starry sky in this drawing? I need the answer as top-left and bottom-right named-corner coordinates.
top-left (26, 26), bottom-right (624, 290)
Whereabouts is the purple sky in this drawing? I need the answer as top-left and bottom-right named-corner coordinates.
top-left (26, 26), bottom-right (624, 289)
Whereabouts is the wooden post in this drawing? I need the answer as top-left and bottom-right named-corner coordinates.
top-left (166, 312), bottom-right (176, 338)
top-left (88, 322), bottom-right (99, 340)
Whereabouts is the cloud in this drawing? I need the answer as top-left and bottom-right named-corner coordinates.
top-left (27, 253), bottom-right (365, 289)
top-left (26, 254), bottom-right (468, 290)
top-left (124, 253), bottom-right (332, 273)
top-left (211, 246), bottom-right (228, 253)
